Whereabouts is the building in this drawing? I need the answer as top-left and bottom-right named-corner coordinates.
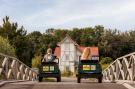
top-left (54, 35), bottom-right (99, 73)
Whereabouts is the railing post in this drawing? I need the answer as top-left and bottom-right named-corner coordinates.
top-left (116, 60), bottom-right (119, 80)
top-left (20, 64), bottom-right (24, 80)
top-left (29, 70), bottom-right (32, 80)
top-left (132, 55), bottom-right (135, 81)
top-left (25, 68), bottom-right (28, 80)
top-left (16, 61), bottom-right (21, 80)
top-left (5, 57), bottom-right (9, 80)
top-left (11, 60), bottom-right (16, 79)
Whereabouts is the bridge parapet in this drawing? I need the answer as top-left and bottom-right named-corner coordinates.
top-left (0, 53), bottom-right (38, 80)
top-left (103, 52), bottom-right (135, 82)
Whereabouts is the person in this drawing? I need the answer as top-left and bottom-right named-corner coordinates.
top-left (81, 47), bottom-right (91, 60)
top-left (42, 48), bottom-right (55, 62)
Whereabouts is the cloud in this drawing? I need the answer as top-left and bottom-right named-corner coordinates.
top-left (1, 0), bottom-right (135, 32)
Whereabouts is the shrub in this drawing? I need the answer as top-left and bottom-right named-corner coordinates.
top-left (32, 55), bottom-right (41, 68)
top-left (100, 57), bottom-right (113, 70)
top-left (0, 36), bottom-right (15, 56)
top-left (61, 71), bottom-right (74, 77)
top-left (100, 57), bottom-right (113, 64)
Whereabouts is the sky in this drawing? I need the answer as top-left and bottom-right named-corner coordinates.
top-left (0, 0), bottom-right (135, 33)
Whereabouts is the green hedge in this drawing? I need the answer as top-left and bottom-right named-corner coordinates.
top-left (0, 36), bottom-right (15, 56)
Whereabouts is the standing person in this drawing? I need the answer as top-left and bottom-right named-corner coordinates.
top-left (42, 48), bottom-right (55, 62)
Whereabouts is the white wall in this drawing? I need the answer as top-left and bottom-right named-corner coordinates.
top-left (59, 37), bottom-right (77, 72)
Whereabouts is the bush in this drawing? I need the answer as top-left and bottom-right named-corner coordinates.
top-left (100, 57), bottom-right (113, 64)
top-left (32, 55), bottom-right (41, 68)
top-left (100, 57), bottom-right (113, 70)
top-left (0, 36), bottom-right (15, 56)
top-left (61, 71), bottom-right (74, 77)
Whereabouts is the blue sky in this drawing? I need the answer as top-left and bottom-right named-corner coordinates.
top-left (0, 0), bottom-right (135, 33)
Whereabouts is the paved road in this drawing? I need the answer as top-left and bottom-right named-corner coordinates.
top-left (0, 78), bottom-right (127, 89)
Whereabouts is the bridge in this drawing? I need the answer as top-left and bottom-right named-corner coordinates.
top-left (0, 53), bottom-right (135, 89)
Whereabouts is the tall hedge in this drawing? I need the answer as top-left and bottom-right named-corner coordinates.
top-left (0, 36), bottom-right (15, 56)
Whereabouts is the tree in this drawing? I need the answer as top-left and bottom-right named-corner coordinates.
top-left (14, 36), bottom-right (34, 66)
top-left (0, 16), bottom-right (26, 44)
top-left (0, 36), bottom-right (16, 56)
top-left (27, 31), bottom-right (42, 55)
top-left (0, 16), bottom-right (33, 66)
top-left (40, 34), bottom-right (57, 55)
top-left (46, 28), bottom-right (55, 34)
top-left (32, 55), bottom-right (41, 68)
top-left (68, 28), bottom-right (82, 45)
top-left (2, 16), bottom-right (135, 67)
top-left (54, 29), bottom-right (68, 42)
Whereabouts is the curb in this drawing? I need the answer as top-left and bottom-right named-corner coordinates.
top-left (0, 80), bottom-right (28, 87)
top-left (123, 83), bottom-right (135, 89)
top-left (116, 81), bottom-right (135, 89)
top-left (0, 81), bottom-right (7, 87)
top-left (103, 80), bottom-right (135, 89)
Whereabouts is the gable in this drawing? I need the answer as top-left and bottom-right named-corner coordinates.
top-left (64, 37), bottom-right (71, 43)
top-left (58, 35), bottom-right (78, 46)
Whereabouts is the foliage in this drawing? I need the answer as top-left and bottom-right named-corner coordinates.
top-left (14, 36), bottom-right (34, 66)
top-left (0, 36), bottom-right (15, 56)
top-left (0, 16), bottom-right (26, 43)
top-left (1, 16), bottom-right (135, 68)
top-left (27, 31), bottom-right (42, 55)
top-left (61, 71), bottom-right (74, 77)
top-left (101, 64), bottom-right (110, 70)
top-left (32, 55), bottom-right (41, 68)
top-left (100, 57), bottom-right (113, 64)
top-left (54, 29), bottom-right (68, 42)
top-left (100, 57), bottom-right (113, 70)
top-left (0, 16), bottom-right (34, 66)
top-left (40, 34), bottom-right (57, 54)
top-left (36, 26), bottom-right (135, 63)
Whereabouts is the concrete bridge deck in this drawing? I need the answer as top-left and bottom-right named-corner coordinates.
top-left (0, 77), bottom-right (132, 89)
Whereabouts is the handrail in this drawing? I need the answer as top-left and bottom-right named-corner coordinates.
top-left (103, 52), bottom-right (135, 82)
top-left (0, 53), bottom-right (38, 80)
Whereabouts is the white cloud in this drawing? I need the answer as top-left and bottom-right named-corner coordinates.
top-left (1, 0), bottom-right (135, 32)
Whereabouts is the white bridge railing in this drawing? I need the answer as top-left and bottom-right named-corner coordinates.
top-left (103, 52), bottom-right (135, 82)
top-left (0, 53), bottom-right (38, 80)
